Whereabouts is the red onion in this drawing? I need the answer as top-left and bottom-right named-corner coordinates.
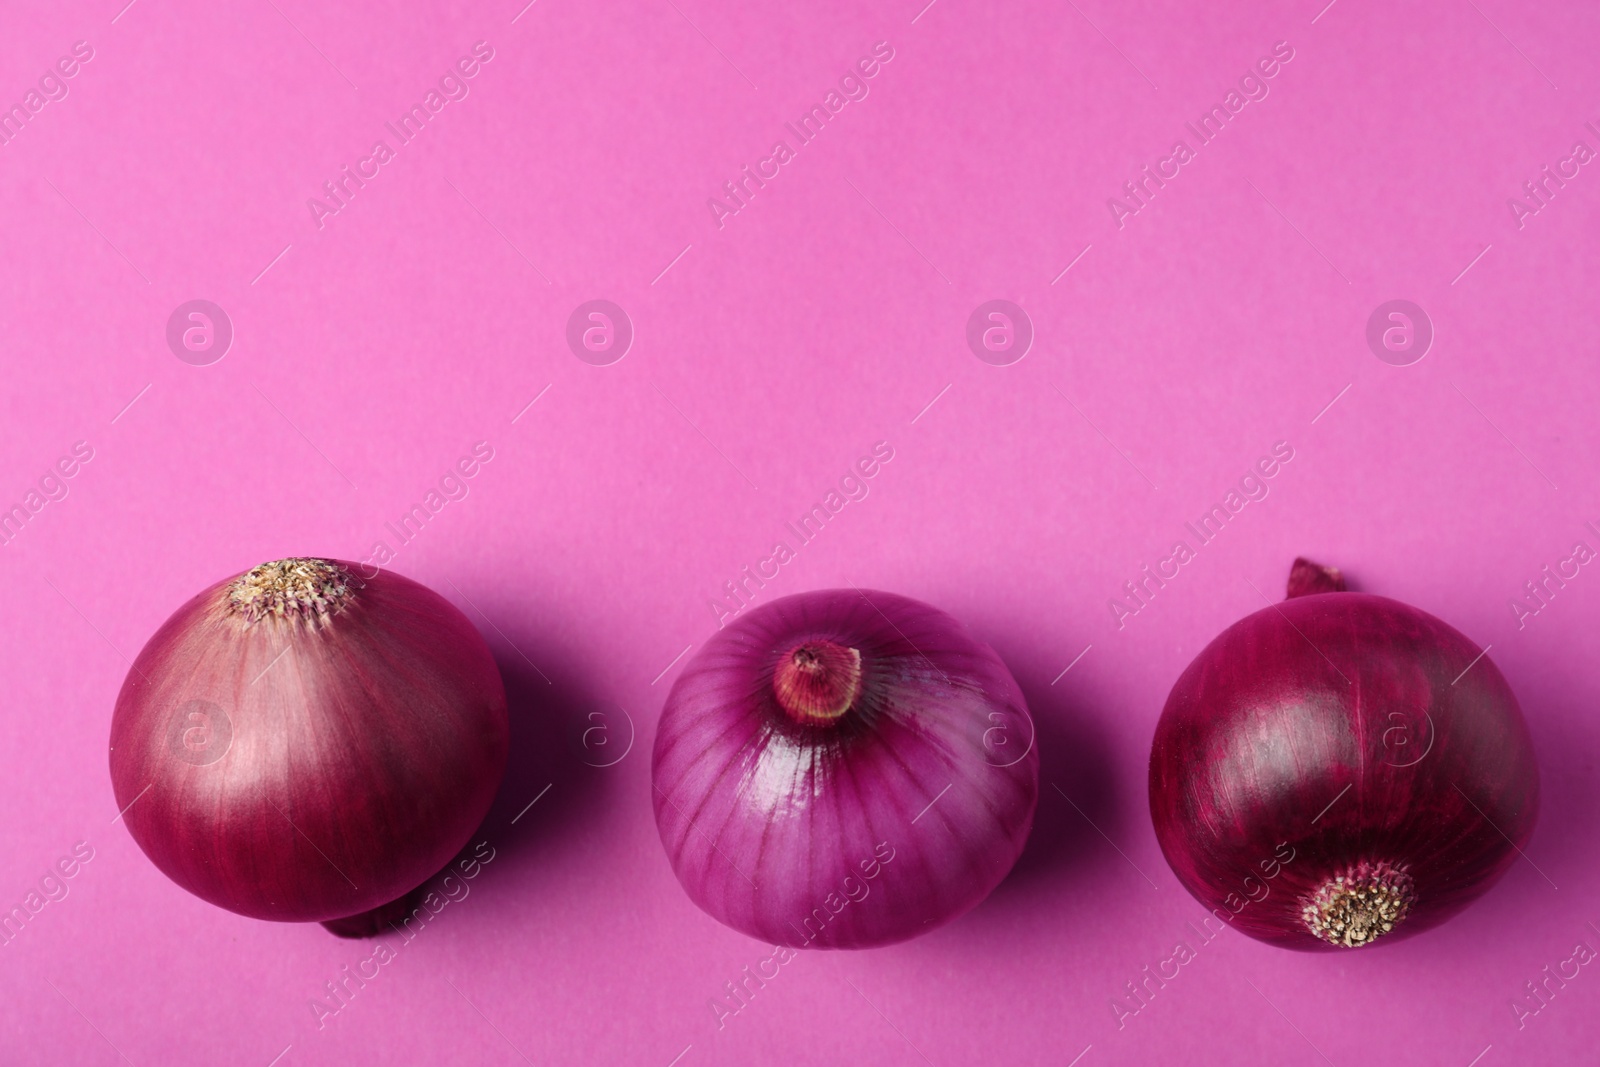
top-left (652, 589), bottom-right (1038, 949)
top-left (109, 559), bottom-right (508, 936)
top-left (1149, 558), bottom-right (1540, 949)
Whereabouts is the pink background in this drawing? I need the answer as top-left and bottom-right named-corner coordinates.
top-left (2, 0), bottom-right (1598, 1063)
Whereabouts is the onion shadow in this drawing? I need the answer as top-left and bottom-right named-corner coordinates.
top-left (1467, 644), bottom-right (1599, 906)
top-left (988, 666), bottom-right (1125, 898)
top-left (469, 647), bottom-right (615, 873)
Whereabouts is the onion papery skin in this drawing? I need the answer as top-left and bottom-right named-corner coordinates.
top-left (1149, 580), bottom-right (1539, 950)
top-left (652, 589), bottom-right (1039, 949)
top-left (109, 560), bottom-right (508, 927)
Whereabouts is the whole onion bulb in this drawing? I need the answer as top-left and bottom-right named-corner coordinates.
top-left (652, 589), bottom-right (1038, 949)
top-left (1149, 559), bottom-right (1540, 950)
top-left (109, 559), bottom-right (508, 936)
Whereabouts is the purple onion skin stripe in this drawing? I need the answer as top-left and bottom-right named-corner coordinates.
top-left (652, 589), bottom-right (1039, 949)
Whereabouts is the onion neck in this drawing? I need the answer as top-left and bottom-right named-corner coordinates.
top-left (321, 886), bottom-right (425, 939)
top-left (1301, 861), bottom-right (1414, 947)
top-left (773, 640), bottom-right (863, 725)
top-left (228, 558), bottom-right (356, 623)
top-left (1286, 557), bottom-right (1348, 599)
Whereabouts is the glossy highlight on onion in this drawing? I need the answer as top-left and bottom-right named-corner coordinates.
top-left (652, 589), bottom-right (1039, 949)
top-left (109, 559), bottom-right (508, 936)
top-left (1149, 559), bottom-right (1539, 950)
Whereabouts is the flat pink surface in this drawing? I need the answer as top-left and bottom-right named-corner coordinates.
top-left (2, 0), bottom-right (1597, 1063)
